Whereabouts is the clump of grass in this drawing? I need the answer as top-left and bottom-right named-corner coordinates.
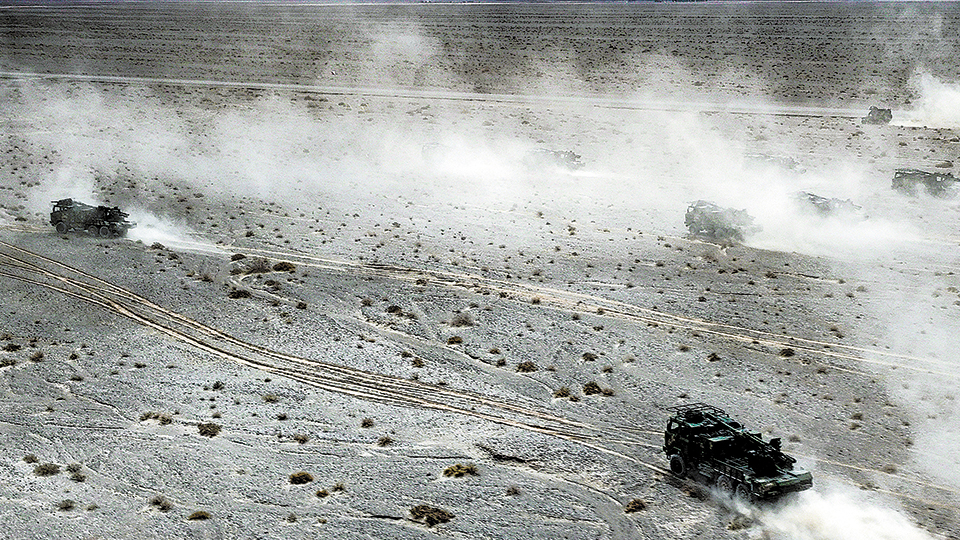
top-left (779, 348), bottom-right (795, 357)
top-left (246, 257), bottom-right (272, 274)
top-left (151, 495), bottom-right (174, 512)
top-left (360, 297), bottom-right (373, 307)
top-left (34, 463), bottom-right (60, 476)
top-left (411, 357), bottom-right (424, 368)
top-left (263, 394), bottom-right (278, 403)
top-left (29, 351), bottom-right (43, 362)
top-left (624, 499), bottom-right (647, 513)
top-left (57, 499), bottom-right (75, 511)
top-left (553, 387), bottom-right (571, 398)
top-left (582, 352), bottom-right (597, 361)
top-left (23, 454), bottom-right (38, 464)
top-left (446, 336), bottom-right (463, 345)
top-left (360, 418), bottom-right (374, 428)
top-left (197, 423), bottom-right (221, 437)
top-left (187, 510), bottom-right (211, 520)
top-left (583, 382), bottom-right (615, 396)
top-left (331, 482), bottom-right (346, 492)
top-left (293, 434), bottom-right (309, 444)
top-left (3, 343), bottom-right (21, 352)
top-left (516, 361), bottom-right (537, 373)
top-left (289, 471), bottom-right (314, 485)
top-left (315, 489), bottom-right (329, 498)
top-left (230, 253), bottom-right (246, 261)
top-left (0, 358), bottom-right (16, 367)
top-left (410, 505), bottom-right (454, 527)
top-left (285, 513), bottom-right (297, 523)
top-left (505, 486), bottom-right (520, 496)
top-left (377, 436), bottom-right (394, 446)
top-left (443, 463), bottom-right (479, 478)
top-left (272, 262), bottom-right (296, 272)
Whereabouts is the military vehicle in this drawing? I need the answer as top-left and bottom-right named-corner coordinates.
top-left (861, 106), bottom-right (892, 125)
top-left (664, 403), bottom-right (813, 502)
top-left (50, 198), bottom-right (135, 237)
top-left (745, 153), bottom-right (805, 174)
top-left (684, 200), bottom-right (759, 243)
top-left (794, 191), bottom-right (861, 217)
top-left (892, 169), bottom-right (957, 197)
top-left (524, 149), bottom-right (584, 171)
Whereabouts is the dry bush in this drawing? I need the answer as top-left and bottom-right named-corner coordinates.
top-left (449, 312), bottom-right (474, 327)
top-left (410, 505), bottom-right (454, 527)
top-left (443, 463), bottom-right (478, 478)
top-left (273, 261), bottom-right (296, 272)
top-left (228, 289), bottom-right (252, 299)
top-left (293, 434), bottom-right (309, 444)
top-left (262, 394), bottom-right (278, 403)
top-left (29, 351), bottom-right (43, 362)
top-left (187, 511), bottom-right (211, 520)
top-left (624, 499), bottom-right (647, 513)
top-left (246, 257), bottom-right (272, 274)
top-left (516, 361), bottom-right (537, 373)
top-left (197, 423), bottom-right (221, 437)
top-left (505, 486), bottom-right (520, 496)
top-left (34, 463), bottom-right (60, 476)
top-left (289, 471), bottom-right (314, 485)
top-left (553, 387), bottom-right (571, 398)
top-left (331, 482), bottom-right (346, 492)
top-left (779, 348), bottom-right (795, 357)
top-left (2, 343), bottom-right (21, 352)
top-left (583, 381), bottom-right (602, 395)
top-left (360, 418), bottom-right (374, 428)
top-left (411, 357), bottom-right (424, 368)
top-left (446, 336), bottom-right (463, 345)
top-left (230, 253), bottom-right (246, 261)
top-left (315, 489), bottom-right (329, 498)
top-left (582, 352), bottom-right (597, 361)
top-left (22, 454), bottom-right (38, 464)
top-left (57, 499), bottom-right (75, 511)
top-left (66, 463), bottom-right (82, 473)
top-left (151, 495), bottom-right (174, 512)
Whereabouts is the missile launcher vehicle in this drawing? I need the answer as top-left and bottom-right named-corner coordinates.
top-left (50, 198), bottom-right (135, 237)
top-left (861, 106), bottom-right (892, 125)
top-left (664, 403), bottom-right (813, 502)
top-left (892, 169), bottom-right (957, 197)
top-left (684, 200), bottom-right (759, 244)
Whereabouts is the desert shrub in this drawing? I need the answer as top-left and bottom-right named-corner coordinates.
top-left (151, 495), bottom-right (173, 512)
top-left (553, 387), bottom-right (571, 398)
top-left (315, 489), bottom-right (329, 498)
top-left (34, 463), bottom-right (60, 476)
top-left (276, 413), bottom-right (288, 421)
top-left (360, 297), bottom-right (373, 307)
top-left (505, 486), bottom-right (520, 496)
top-left (377, 436), bottom-right (394, 447)
top-left (531, 297), bottom-right (541, 305)
top-left (262, 394), bottom-right (278, 403)
top-left (707, 352), bottom-right (721, 362)
top-left (285, 513), bottom-right (297, 523)
top-left (411, 357), bottom-right (424, 368)
top-left (246, 257), bottom-right (271, 274)
top-left (273, 261), bottom-right (296, 272)
top-left (582, 352), bottom-right (597, 361)
top-left (495, 358), bottom-right (506, 367)
top-left (230, 253), bottom-right (246, 261)
top-left (727, 515), bottom-right (754, 530)
top-left (601, 366), bottom-right (613, 373)
top-left (624, 499), bottom-right (647, 513)
top-left (197, 423), bottom-right (221, 438)
top-left (582, 381), bottom-right (602, 395)
top-left (446, 336), bottom-right (463, 345)
top-left (779, 348), bottom-right (795, 357)
top-left (410, 505), bottom-right (454, 527)
top-left (386, 305), bottom-right (402, 314)
top-left (516, 361), bottom-right (537, 373)
top-left (2, 343), bottom-right (20, 352)
top-left (293, 434), bottom-right (309, 444)
top-left (187, 511), bottom-right (211, 520)
top-left (70, 472), bottom-right (86, 482)
top-left (360, 418), bottom-right (374, 428)
top-left (289, 471), bottom-right (314, 485)
top-left (29, 351), bottom-right (43, 362)
top-left (228, 289), bottom-right (252, 299)
top-left (601, 387), bottom-right (615, 396)
top-left (331, 482), bottom-right (346, 492)
top-left (57, 499), bottom-right (75, 511)
top-left (22, 454), bottom-right (38, 464)
top-left (211, 380), bottom-right (225, 391)
top-left (0, 358), bottom-right (16, 367)
top-left (66, 463), bottom-right (82, 473)
top-left (296, 301), bottom-right (307, 309)
top-left (449, 312), bottom-right (474, 327)
top-left (443, 463), bottom-right (478, 478)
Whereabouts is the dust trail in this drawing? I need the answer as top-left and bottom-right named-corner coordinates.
top-left (900, 70), bottom-right (960, 128)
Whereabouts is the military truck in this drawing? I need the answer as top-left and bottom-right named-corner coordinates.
top-left (663, 403), bottom-right (813, 501)
top-left (892, 169), bottom-right (957, 197)
top-left (684, 200), bottom-right (759, 243)
top-left (861, 106), bottom-right (892, 125)
top-left (50, 198), bottom-right (135, 237)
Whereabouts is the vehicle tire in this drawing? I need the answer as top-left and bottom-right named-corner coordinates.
top-left (55, 221), bottom-right (67, 234)
top-left (734, 483), bottom-right (753, 503)
top-left (669, 454), bottom-right (687, 478)
top-left (99, 226), bottom-right (111, 237)
top-left (87, 226), bottom-right (98, 236)
top-left (717, 475), bottom-right (733, 494)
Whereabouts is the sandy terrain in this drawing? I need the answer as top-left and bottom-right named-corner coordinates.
top-left (0, 2), bottom-right (959, 539)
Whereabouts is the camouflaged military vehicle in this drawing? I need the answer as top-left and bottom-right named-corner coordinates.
top-left (50, 198), bottom-right (135, 237)
top-left (664, 403), bottom-right (813, 501)
top-left (861, 106), bottom-right (892, 125)
top-left (684, 200), bottom-right (759, 243)
top-left (892, 169), bottom-right (957, 197)
top-left (794, 191), bottom-right (861, 217)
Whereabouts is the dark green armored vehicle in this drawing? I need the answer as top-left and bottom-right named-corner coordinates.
top-left (664, 403), bottom-right (813, 501)
top-left (50, 198), bottom-right (135, 237)
top-left (892, 169), bottom-right (957, 197)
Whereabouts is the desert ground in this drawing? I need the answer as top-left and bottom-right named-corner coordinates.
top-left (0, 2), bottom-right (959, 539)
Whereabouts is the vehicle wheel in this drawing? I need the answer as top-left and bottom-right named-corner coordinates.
top-left (87, 226), bottom-right (98, 235)
top-left (669, 454), bottom-right (687, 478)
top-left (734, 483), bottom-right (753, 503)
top-left (55, 221), bottom-right (67, 234)
top-left (99, 226), bottom-right (111, 237)
top-left (717, 475), bottom-right (733, 494)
